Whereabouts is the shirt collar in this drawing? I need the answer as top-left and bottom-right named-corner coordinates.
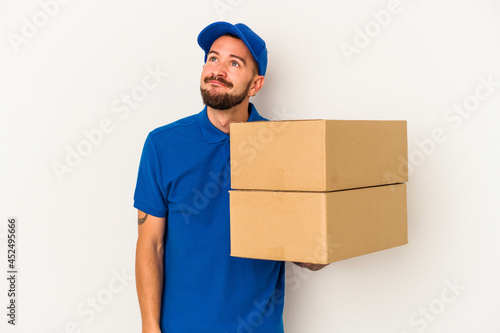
top-left (199, 103), bottom-right (266, 143)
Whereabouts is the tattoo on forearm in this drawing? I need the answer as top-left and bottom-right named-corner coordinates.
top-left (138, 213), bottom-right (149, 225)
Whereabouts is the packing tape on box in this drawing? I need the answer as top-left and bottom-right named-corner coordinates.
top-left (267, 247), bottom-right (284, 260)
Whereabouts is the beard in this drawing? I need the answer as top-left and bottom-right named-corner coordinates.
top-left (200, 76), bottom-right (252, 111)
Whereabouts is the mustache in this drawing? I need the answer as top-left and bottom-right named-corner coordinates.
top-left (204, 76), bottom-right (233, 88)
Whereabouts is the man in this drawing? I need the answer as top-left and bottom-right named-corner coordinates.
top-left (134, 21), bottom-right (324, 333)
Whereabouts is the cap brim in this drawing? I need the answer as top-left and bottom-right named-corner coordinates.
top-left (197, 22), bottom-right (258, 68)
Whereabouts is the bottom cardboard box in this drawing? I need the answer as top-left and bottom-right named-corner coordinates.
top-left (230, 183), bottom-right (407, 264)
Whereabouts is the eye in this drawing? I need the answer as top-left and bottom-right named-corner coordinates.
top-left (230, 61), bottom-right (240, 67)
top-left (208, 56), bottom-right (218, 62)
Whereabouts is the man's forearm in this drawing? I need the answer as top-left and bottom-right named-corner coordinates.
top-left (136, 238), bottom-right (164, 332)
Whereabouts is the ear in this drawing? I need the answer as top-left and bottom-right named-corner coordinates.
top-left (248, 75), bottom-right (265, 97)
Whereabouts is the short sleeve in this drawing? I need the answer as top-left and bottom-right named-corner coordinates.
top-left (133, 132), bottom-right (168, 218)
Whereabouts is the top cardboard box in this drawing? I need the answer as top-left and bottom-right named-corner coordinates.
top-left (230, 120), bottom-right (408, 191)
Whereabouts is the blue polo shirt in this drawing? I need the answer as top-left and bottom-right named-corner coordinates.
top-left (134, 103), bottom-right (285, 333)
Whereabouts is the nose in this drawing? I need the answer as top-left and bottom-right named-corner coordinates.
top-left (211, 63), bottom-right (226, 78)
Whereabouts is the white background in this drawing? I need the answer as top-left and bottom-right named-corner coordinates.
top-left (1, 0), bottom-right (500, 332)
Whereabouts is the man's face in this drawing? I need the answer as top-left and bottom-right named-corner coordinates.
top-left (200, 35), bottom-right (258, 110)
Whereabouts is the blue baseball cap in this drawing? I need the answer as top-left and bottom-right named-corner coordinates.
top-left (198, 21), bottom-right (268, 76)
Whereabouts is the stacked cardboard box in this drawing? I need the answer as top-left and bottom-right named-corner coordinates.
top-left (229, 120), bottom-right (408, 264)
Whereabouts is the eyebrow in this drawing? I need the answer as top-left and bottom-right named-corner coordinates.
top-left (207, 50), bottom-right (246, 66)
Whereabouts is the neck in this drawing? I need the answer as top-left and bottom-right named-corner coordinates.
top-left (207, 100), bottom-right (250, 134)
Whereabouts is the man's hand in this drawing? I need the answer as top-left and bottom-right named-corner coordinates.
top-left (292, 262), bottom-right (329, 271)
